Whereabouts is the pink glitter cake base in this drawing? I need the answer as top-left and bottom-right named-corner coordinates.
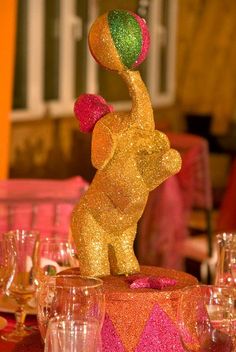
top-left (100, 266), bottom-right (197, 352)
top-left (62, 266), bottom-right (197, 351)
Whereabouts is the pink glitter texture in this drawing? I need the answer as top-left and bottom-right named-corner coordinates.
top-left (135, 304), bottom-right (185, 352)
top-left (149, 276), bottom-right (177, 289)
top-left (128, 275), bottom-right (177, 290)
top-left (130, 13), bottom-right (150, 69)
top-left (101, 304), bottom-right (185, 351)
top-left (102, 314), bottom-right (125, 352)
top-left (74, 94), bottom-right (113, 133)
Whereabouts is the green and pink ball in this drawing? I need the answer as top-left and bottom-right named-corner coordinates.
top-left (89, 9), bottom-right (150, 71)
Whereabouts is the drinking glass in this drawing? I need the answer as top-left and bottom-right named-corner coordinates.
top-left (0, 234), bottom-right (16, 294)
top-left (177, 285), bottom-right (236, 351)
top-left (44, 318), bottom-right (99, 352)
top-left (37, 274), bottom-right (105, 348)
top-left (0, 235), bottom-right (16, 332)
top-left (33, 237), bottom-right (79, 286)
top-left (1, 229), bottom-right (39, 342)
top-left (215, 232), bottom-right (236, 286)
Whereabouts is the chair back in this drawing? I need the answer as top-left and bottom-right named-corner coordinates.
top-left (167, 132), bottom-right (212, 211)
top-left (0, 177), bottom-right (88, 238)
top-left (167, 132), bottom-right (213, 257)
top-left (217, 158), bottom-right (236, 232)
top-left (137, 132), bottom-right (213, 270)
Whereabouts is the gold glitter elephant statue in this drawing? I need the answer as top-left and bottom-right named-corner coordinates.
top-left (71, 10), bottom-right (182, 277)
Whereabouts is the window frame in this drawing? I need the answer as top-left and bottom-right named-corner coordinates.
top-left (12, 0), bottom-right (178, 121)
top-left (147, 0), bottom-right (178, 107)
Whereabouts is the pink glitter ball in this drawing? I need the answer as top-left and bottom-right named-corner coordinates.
top-left (74, 94), bottom-right (113, 133)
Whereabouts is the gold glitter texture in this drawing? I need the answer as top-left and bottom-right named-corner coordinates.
top-left (88, 13), bottom-right (123, 72)
top-left (71, 12), bottom-right (182, 277)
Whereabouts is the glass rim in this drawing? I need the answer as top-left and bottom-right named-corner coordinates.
top-left (40, 274), bottom-right (104, 289)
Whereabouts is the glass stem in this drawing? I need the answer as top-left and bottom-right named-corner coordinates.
top-left (15, 305), bottom-right (26, 332)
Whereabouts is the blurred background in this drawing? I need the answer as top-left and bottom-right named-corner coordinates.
top-left (1, 0), bottom-right (235, 203)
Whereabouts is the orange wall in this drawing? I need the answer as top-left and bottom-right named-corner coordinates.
top-left (0, 1), bottom-right (17, 179)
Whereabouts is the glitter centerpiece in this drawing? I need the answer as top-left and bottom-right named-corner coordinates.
top-left (71, 9), bottom-right (182, 277)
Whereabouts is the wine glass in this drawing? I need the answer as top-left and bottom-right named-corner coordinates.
top-left (177, 285), bottom-right (236, 351)
top-left (215, 232), bottom-right (236, 286)
top-left (37, 274), bottom-right (105, 349)
top-left (33, 237), bottom-right (79, 286)
top-left (0, 234), bottom-right (16, 294)
top-left (1, 229), bottom-right (39, 342)
top-left (0, 235), bottom-right (16, 331)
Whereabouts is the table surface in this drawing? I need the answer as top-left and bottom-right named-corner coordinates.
top-left (0, 313), bottom-right (43, 352)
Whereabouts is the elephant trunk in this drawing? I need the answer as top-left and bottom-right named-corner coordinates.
top-left (119, 70), bottom-right (155, 131)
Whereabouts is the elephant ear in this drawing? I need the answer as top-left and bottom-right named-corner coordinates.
top-left (92, 121), bottom-right (116, 170)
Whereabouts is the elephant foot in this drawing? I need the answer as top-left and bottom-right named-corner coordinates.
top-left (112, 263), bottom-right (140, 276)
top-left (109, 250), bottom-right (140, 276)
top-left (78, 252), bottom-right (111, 278)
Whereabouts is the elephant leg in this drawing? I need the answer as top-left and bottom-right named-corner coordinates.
top-left (108, 225), bottom-right (140, 276)
top-left (71, 208), bottom-right (110, 277)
